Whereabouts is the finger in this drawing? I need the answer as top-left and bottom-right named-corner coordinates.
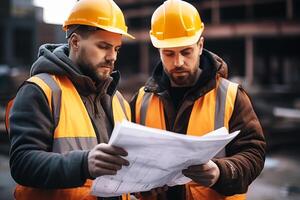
top-left (95, 160), bottom-right (123, 171)
top-left (187, 164), bottom-right (207, 171)
top-left (155, 187), bottom-right (165, 194)
top-left (96, 152), bottom-right (129, 166)
top-left (93, 168), bottom-right (118, 177)
top-left (150, 188), bottom-right (157, 196)
top-left (97, 144), bottom-right (128, 156)
top-left (182, 170), bottom-right (216, 186)
top-left (163, 185), bottom-right (168, 191)
top-left (183, 171), bottom-right (215, 180)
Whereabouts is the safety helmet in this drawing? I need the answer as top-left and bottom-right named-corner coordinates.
top-left (63, 0), bottom-right (134, 39)
top-left (150, 0), bottom-right (204, 48)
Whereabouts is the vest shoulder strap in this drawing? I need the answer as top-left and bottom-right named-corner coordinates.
top-left (28, 73), bottom-right (62, 128)
top-left (114, 90), bottom-right (131, 121)
top-left (5, 73), bottom-right (61, 134)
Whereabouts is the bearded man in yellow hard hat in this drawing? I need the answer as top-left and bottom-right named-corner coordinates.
top-left (131, 0), bottom-right (266, 199)
top-left (7, 0), bottom-right (134, 199)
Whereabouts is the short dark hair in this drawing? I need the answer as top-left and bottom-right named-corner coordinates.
top-left (66, 25), bottom-right (101, 39)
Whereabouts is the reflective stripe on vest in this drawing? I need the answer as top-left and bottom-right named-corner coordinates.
top-left (27, 74), bottom-right (130, 153)
top-left (9, 73), bottom-right (130, 200)
top-left (135, 77), bottom-right (246, 200)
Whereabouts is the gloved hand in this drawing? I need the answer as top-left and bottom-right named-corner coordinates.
top-left (88, 143), bottom-right (129, 178)
top-left (182, 160), bottom-right (220, 187)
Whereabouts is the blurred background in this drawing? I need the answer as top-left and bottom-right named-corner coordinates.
top-left (0, 0), bottom-right (300, 199)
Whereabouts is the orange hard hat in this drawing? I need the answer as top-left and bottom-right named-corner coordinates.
top-left (63, 0), bottom-right (134, 39)
top-left (150, 0), bottom-right (204, 48)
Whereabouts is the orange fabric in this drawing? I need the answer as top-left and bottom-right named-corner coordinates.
top-left (14, 180), bottom-right (96, 200)
top-left (135, 78), bottom-right (245, 200)
top-left (51, 76), bottom-right (96, 138)
top-left (135, 87), bottom-right (145, 124)
top-left (122, 193), bottom-right (131, 200)
top-left (185, 182), bottom-right (246, 200)
top-left (135, 87), bottom-right (166, 130)
top-left (9, 75), bottom-right (131, 200)
top-left (5, 99), bottom-right (14, 134)
top-left (27, 76), bottom-right (53, 111)
top-left (113, 92), bottom-right (131, 123)
top-left (187, 88), bottom-right (216, 136)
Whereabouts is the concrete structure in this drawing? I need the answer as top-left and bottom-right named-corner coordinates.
top-left (0, 0), bottom-right (65, 69)
top-left (114, 0), bottom-right (300, 92)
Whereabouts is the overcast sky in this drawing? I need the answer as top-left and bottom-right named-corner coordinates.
top-left (33, 0), bottom-right (77, 24)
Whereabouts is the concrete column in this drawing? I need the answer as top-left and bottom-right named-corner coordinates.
top-left (245, 36), bottom-right (254, 86)
top-left (139, 42), bottom-right (149, 75)
top-left (3, 21), bottom-right (13, 66)
top-left (286, 0), bottom-right (293, 20)
top-left (211, 0), bottom-right (220, 25)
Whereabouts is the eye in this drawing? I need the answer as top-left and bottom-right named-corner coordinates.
top-left (97, 44), bottom-right (110, 50)
top-left (181, 50), bottom-right (192, 56)
top-left (163, 51), bottom-right (175, 57)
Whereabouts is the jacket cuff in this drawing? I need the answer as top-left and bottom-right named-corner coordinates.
top-left (211, 158), bottom-right (237, 196)
top-left (82, 150), bottom-right (94, 180)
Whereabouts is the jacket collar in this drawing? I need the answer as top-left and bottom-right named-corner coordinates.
top-left (30, 43), bottom-right (120, 97)
top-left (144, 49), bottom-right (228, 100)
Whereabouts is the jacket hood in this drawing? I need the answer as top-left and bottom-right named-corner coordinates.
top-left (30, 44), bottom-right (120, 96)
top-left (144, 49), bottom-right (228, 93)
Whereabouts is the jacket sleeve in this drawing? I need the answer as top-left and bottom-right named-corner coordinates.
top-left (212, 86), bottom-right (266, 195)
top-left (9, 83), bottom-right (91, 189)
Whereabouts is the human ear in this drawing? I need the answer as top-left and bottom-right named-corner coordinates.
top-left (69, 33), bottom-right (81, 51)
top-left (198, 37), bottom-right (204, 55)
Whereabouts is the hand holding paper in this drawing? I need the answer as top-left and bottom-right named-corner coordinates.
top-left (91, 121), bottom-right (239, 197)
top-left (182, 160), bottom-right (220, 187)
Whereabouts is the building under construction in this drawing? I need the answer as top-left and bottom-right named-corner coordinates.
top-left (0, 0), bottom-right (300, 199)
top-left (114, 0), bottom-right (300, 89)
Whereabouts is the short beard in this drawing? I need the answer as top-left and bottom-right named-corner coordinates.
top-left (77, 50), bottom-right (113, 85)
top-left (168, 58), bottom-right (200, 87)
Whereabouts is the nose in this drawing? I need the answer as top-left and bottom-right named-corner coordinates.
top-left (105, 49), bottom-right (118, 63)
top-left (174, 53), bottom-right (184, 67)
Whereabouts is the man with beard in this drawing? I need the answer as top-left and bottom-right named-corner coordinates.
top-left (6, 0), bottom-right (134, 199)
top-left (130, 0), bottom-right (266, 199)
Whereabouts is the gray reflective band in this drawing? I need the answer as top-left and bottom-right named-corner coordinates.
top-left (140, 92), bottom-right (152, 125)
top-left (214, 78), bottom-right (229, 130)
top-left (115, 91), bottom-right (129, 120)
top-left (53, 137), bottom-right (98, 153)
top-left (35, 73), bottom-right (61, 128)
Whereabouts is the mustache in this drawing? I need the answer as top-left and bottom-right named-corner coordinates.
top-left (170, 66), bottom-right (187, 73)
top-left (96, 61), bottom-right (114, 69)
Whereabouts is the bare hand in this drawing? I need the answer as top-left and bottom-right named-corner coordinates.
top-left (182, 160), bottom-right (220, 187)
top-left (135, 185), bottom-right (168, 198)
top-left (88, 143), bottom-right (129, 178)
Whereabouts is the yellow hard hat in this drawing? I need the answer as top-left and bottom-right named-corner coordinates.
top-left (150, 0), bottom-right (204, 48)
top-left (63, 0), bottom-right (134, 39)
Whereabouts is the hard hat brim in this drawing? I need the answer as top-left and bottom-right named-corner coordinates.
top-left (101, 26), bottom-right (135, 39)
top-left (150, 30), bottom-right (203, 48)
top-left (63, 22), bottom-right (135, 39)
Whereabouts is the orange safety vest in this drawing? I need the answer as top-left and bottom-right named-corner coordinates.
top-left (6, 73), bottom-right (131, 200)
top-left (135, 77), bottom-right (246, 200)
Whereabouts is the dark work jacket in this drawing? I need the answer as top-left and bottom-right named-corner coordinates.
top-left (130, 49), bottom-right (266, 199)
top-left (9, 44), bottom-right (122, 200)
